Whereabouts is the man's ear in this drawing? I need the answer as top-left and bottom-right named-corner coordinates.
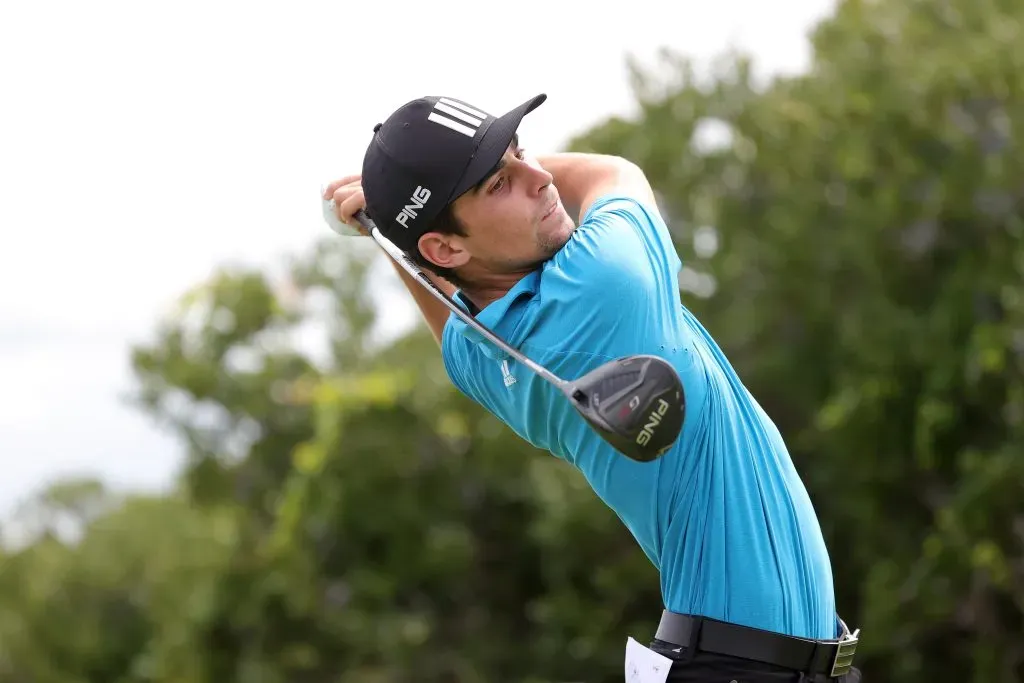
top-left (418, 232), bottom-right (470, 269)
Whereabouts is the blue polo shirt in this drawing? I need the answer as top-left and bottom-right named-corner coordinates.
top-left (440, 194), bottom-right (837, 640)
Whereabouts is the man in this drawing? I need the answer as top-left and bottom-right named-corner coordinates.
top-left (323, 93), bottom-right (862, 682)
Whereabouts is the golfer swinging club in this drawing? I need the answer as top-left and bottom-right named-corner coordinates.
top-left (323, 93), bottom-right (862, 682)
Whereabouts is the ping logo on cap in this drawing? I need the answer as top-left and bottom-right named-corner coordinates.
top-left (395, 185), bottom-right (431, 228)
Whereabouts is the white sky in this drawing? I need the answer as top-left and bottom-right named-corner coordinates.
top-left (0, 0), bottom-right (836, 521)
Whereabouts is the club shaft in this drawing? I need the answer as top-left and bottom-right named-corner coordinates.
top-left (356, 211), bottom-right (568, 390)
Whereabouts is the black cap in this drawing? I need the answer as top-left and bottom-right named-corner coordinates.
top-left (361, 93), bottom-right (547, 254)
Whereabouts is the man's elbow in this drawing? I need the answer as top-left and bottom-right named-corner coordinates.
top-left (612, 157), bottom-right (656, 198)
top-left (582, 155), bottom-right (657, 211)
top-left (583, 153), bottom-right (642, 179)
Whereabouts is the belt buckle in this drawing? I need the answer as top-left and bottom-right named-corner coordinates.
top-left (830, 628), bottom-right (859, 677)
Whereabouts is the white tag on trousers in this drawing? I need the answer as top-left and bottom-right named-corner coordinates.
top-left (625, 636), bottom-right (672, 683)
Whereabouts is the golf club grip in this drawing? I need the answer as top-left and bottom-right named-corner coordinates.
top-left (352, 210), bottom-right (562, 386)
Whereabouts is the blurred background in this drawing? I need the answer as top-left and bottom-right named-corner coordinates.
top-left (1, 0), bottom-right (1022, 681)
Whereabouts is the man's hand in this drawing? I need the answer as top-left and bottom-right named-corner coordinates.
top-left (320, 173), bottom-right (456, 346)
top-left (322, 174), bottom-right (370, 236)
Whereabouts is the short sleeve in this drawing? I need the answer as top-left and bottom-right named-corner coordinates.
top-left (535, 194), bottom-right (685, 357)
top-left (579, 194), bottom-right (681, 273)
top-left (549, 193), bottom-right (682, 303)
top-left (440, 314), bottom-right (472, 397)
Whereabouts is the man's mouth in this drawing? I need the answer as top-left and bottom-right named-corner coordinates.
top-left (542, 201), bottom-right (558, 221)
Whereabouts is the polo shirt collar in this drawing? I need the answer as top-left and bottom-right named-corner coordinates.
top-left (449, 270), bottom-right (541, 360)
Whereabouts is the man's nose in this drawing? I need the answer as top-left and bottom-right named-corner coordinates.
top-left (524, 162), bottom-right (553, 195)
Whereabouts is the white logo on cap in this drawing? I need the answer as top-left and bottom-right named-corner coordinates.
top-left (395, 185), bottom-right (431, 228)
top-left (426, 97), bottom-right (489, 138)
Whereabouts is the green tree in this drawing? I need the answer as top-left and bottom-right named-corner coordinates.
top-left (568, 0), bottom-right (1024, 680)
top-left (123, 235), bottom-right (661, 682)
top-left (6, 0), bottom-right (1022, 681)
top-left (0, 481), bottom-right (234, 683)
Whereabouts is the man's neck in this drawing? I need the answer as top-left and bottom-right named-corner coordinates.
top-left (459, 270), bottom-right (531, 312)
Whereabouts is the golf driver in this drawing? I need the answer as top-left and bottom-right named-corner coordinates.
top-left (323, 199), bottom-right (685, 462)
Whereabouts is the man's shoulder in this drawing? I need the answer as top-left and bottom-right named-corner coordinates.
top-left (540, 193), bottom-right (670, 295)
top-left (581, 192), bottom-right (661, 225)
top-left (439, 285), bottom-right (545, 398)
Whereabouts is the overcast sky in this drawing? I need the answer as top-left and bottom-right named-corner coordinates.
top-left (0, 0), bottom-right (836, 520)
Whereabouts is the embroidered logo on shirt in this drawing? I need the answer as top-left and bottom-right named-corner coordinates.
top-left (501, 359), bottom-right (517, 388)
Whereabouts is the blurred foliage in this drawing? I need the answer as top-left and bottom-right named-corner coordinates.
top-left (3, 0), bottom-right (1024, 680)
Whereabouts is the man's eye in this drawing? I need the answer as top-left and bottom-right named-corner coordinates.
top-left (515, 148), bottom-right (526, 160)
top-left (490, 176), bottom-right (505, 193)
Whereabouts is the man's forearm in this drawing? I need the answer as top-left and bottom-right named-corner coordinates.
top-left (388, 258), bottom-right (454, 346)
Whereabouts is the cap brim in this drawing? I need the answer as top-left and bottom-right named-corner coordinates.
top-left (450, 93), bottom-right (547, 200)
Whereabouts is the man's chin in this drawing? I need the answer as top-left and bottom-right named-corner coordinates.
top-left (528, 235), bottom-right (568, 269)
top-left (544, 215), bottom-right (576, 251)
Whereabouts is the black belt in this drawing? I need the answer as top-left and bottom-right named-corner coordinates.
top-left (654, 611), bottom-right (860, 678)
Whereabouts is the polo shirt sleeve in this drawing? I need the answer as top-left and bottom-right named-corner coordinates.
top-left (578, 193), bottom-right (682, 274)
top-left (441, 312), bottom-right (472, 397)
top-left (441, 194), bottom-right (683, 412)
top-left (544, 193), bottom-right (682, 335)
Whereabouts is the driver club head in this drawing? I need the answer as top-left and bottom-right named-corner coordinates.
top-left (563, 355), bottom-right (685, 462)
